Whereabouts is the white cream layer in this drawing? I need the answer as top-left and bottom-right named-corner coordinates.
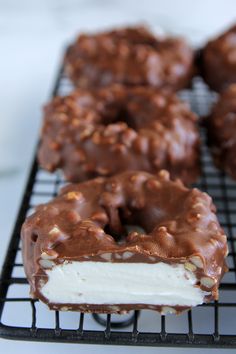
top-left (40, 261), bottom-right (208, 307)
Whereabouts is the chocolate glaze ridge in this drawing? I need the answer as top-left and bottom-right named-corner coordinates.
top-left (200, 24), bottom-right (236, 92)
top-left (38, 85), bottom-right (200, 184)
top-left (21, 170), bottom-right (228, 313)
top-left (206, 84), bottom-right (236, 180)
top-left (64, 25), bottom-right (194, 91)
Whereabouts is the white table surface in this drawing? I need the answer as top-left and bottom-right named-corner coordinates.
top-left (1, 1), bottom-right (236, 353)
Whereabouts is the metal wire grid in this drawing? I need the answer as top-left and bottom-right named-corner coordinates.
top-left (1, 66), bottom-right (236, 347)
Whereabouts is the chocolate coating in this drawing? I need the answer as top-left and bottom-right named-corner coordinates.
top-left (64, 26), bottom-right (194, 91)
top-left (206, 84), bottom-right (236, 179)
top-left (38, 85), bottom-right (200, 184)
top-left (21, 170), bottom-right (228, 313)
top-left (201, 24), bottom-right (236, 92)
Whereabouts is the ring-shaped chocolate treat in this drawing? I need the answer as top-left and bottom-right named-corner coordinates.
top-left (65, 26), bottom-right (194, 91)
top-left (38, 85), bottom-right (200, 184)
top-left (21, 170), bottom-right (228, 314)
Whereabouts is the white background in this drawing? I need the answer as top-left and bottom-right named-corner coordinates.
top-left (1, 0), bottom-right (236, 353)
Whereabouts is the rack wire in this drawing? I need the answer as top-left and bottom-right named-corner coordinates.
top-left (1, 63), bottom-right (236, 347)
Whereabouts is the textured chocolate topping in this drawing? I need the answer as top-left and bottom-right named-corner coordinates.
top-left (64, 26), bottom-right (194, 91)
top-left (201, 24), bottom-right (236, 92)
top-left (38, 85), bottom-right (200, 184)
top-left (21, 170), bottom-right (228, 313)
top-left (206, 84), bottom-right (236, 179)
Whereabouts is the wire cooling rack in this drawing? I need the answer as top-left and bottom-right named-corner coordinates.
top-left (1, 64), bottom-right (236, 348)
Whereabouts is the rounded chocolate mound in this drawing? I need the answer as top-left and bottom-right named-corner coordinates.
top-left (200, 24), bottom-right (236, 92)
top-left (206, 84), bottom-right (236, 179)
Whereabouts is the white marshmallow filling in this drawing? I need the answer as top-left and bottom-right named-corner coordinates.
top-left (40, 261), bottom-right (209, 307)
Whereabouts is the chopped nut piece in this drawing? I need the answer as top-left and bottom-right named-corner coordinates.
top-left (200, 277), bottom-right (216, 288)
top-left (190, 256), bottom-right (204, 269)
top-left (158, 226), bottom-right (167, 232)
top-left (60, 306), bottom-right (69, 311)
top-left (187, 212), bottom-right (201, 223)
top-left (49, 226), bottom-right (60, 235)
top-left (80, 127), bottom-right (94, 139)
top-left (96, 167), bottom-right (110, 175)
top-left (161, 306), bottom-right (177, 315)
top-left (122, 251), bottom-right (133, 259)
top-left (158, 170), bottom-right (170, 181)
top-left (100, 253), bottom-right (112, 261)
top-left (66, 191), bottom-right (83, 201)
top-left (41, 250), bottom-right (58, 260)
top-left (184, 262), bottom-right (197, 272)
top-left (39, 259), bottom-right (54, 269)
